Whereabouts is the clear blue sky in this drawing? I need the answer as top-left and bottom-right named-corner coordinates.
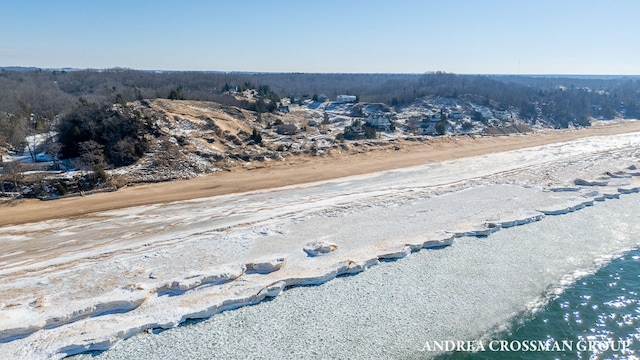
top-left (2, 0), bottom-right (638, 74)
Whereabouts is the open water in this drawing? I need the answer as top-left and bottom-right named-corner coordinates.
top-left (72, 192), bottom-right (640, 359)
top-left (437, 247), bottom-right (640, 359)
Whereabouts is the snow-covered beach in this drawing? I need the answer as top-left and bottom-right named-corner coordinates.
top-left (2, 130), bottom-right (640, 359)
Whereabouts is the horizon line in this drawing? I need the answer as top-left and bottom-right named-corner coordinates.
top-left (1, 66), bottom-right (639, 77)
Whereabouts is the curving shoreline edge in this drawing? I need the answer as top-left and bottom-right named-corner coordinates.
top-left (6, 168), bottom-right (639, 359)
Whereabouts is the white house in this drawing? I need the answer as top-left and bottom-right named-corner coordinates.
top-left (336, 95), bottom-right (357, 103)
top-left (448, 109), bottom-right (464, 120)
top-left (366, 114), bottom-right (391, 130)
top-left (418, 122), bottom-right (436, 135)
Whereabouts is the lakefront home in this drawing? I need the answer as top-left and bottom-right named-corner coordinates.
top-left (336, 95), bottom-right (357, 103)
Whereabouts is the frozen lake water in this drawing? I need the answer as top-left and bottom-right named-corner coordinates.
top-left (71, 192), bottom-right (640, 359)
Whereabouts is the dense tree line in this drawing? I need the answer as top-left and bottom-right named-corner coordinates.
top-left (254, 72), bottom-right (640, 127)
top-left (0, 68), bottom-right (281, 117)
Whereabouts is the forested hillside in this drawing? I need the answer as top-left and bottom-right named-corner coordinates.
top-left (1, 68), bottom-right (640, 199)
top-left (2, 68), bottom-right (639, 153)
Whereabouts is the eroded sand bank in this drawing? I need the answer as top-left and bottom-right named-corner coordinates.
top-left (2, 120), bottom-right (640, 227)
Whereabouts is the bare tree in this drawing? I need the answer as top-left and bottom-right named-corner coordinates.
top-left (0, 113), bottom-right (27, 153)
top-left (2, 161), bottom-right (24, 192)
top-left (45, 138), bottom-right (63, 170)
top-left (25, 114), bottom-right (38, 162)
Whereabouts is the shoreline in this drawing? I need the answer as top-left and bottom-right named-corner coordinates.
top-left (2, 120), bottom-right (640, 227)
top-left (2, 130), bottom-right (640, 357)
top-left (7, 177), bottom-right (640, 359)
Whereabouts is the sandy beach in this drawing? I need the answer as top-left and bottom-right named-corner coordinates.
top-left (2, 122), bottom-right (640, 359)
top-left (2, 120), bottom-right (640, 227)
